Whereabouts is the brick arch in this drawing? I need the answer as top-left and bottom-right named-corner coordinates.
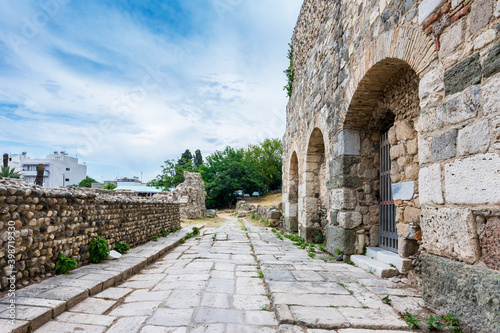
top-left (343, 26), bottom-right (436, 129)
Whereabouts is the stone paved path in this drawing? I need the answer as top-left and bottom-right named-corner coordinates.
top-left (35, 217), bottom-right (428, 332)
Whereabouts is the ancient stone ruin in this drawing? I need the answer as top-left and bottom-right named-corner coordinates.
top-left (0, 177), bottom-right (180, 291)
top-left (155, 172), bottom-right (207, 220)
top-left (282, 0), bottom-right (500, 331)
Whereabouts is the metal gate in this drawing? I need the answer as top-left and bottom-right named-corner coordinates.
top-left (379, 131), bottom-right (398, 253)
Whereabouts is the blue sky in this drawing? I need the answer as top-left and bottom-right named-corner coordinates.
top-left (0, 0), bottom-right (303, 182)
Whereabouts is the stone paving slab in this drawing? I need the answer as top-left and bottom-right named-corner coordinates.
top-left (1, 226), bottom-right (200, 333)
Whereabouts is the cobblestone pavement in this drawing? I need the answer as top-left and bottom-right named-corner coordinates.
top-left (35, 217), bottom-right (428, 332)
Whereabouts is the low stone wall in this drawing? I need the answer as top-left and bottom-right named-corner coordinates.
top-left (0, 178), bottom-right (180, 291)
top-left (422, 253), bottom-right (500, 333)
top-left (236, 201), bottom-right (282, 226)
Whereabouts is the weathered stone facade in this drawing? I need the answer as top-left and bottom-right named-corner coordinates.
top-left (155, 172), bottom-right (207, 220)
top-left (283, 0), bottom-right (500, 331)
top-left (0, 177), bottom-right (180, 291)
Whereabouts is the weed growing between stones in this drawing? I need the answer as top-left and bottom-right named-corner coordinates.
top-left (114, 242), bottom-right (130, 254)
top-left (179, 238), bottom-right (186, 244)
top-left (399, 312), bottom-right (463, 332)
top-left (185, 233), bottom-right (193, 239)
top-left (89, 237), bottom-right (110, 263)
top-left (382, 295), bottom-right (392, 305)
top-left (346, 260), bottom-right (355, 265)
top-left (192, 227), bottom-right (200, 235)
top-left (55, 253), bottom-right (77, 275)
top-left (152, 235), bottom-right (159, 241)
top-left (401, 312), bottom-right (421, 330)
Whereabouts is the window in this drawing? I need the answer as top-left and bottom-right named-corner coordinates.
top-left (66, 168), bottom-right (70, 171)
top-left (65, 178), bottom-right (70, 182)
top-left (25, 165), bottom-right (37, 171)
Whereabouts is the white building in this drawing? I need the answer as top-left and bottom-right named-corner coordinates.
top-left (9, 151), bottom-right (87, 187)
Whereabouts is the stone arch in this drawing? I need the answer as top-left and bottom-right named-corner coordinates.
top-left (301, 128), bottom-right (327, 242)
top-left (284, 151), bottom-right (299, 232)
top-left (344, 26), bottom-right (436, 120)
top-left (334, 55), bottom-right (422, 257)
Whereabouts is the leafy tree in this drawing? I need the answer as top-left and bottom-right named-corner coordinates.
top-left (179, 149), bottom-right (193, 167)
top-left (0, 166), bottom-right (20, 179)
top-left (194, 149), bottom-right (203, 168)
top-left (151, 158), bottom-right (197, 190)
top-left (104, 183), bottom-right (116, 190)
top-left (79, 176), bottom-right (98, 188)
top-left (245, 138), bottom-right (283, 192)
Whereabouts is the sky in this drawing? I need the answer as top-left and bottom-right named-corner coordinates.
top-left (0, 0), bottom-right (303, 182)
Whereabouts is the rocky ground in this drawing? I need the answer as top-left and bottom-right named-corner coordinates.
top-left (31, 215), bottom-right (431, 333)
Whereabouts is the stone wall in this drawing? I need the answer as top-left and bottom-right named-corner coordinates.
top-left (236, 201), bottom-right (283, 227)
top-left (0, 178), bottom-right (180, 291)
top-left (154, 172), bottom-right (207, 220)
top-left (283, 0), bottom-right (500, 330)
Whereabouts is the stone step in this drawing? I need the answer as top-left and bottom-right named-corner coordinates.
top-left (350, 255), bottom-right (399, 278)
top-left (365, 247), bottom-right (412, 273)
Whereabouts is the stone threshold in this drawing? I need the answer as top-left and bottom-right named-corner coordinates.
top-left (0, 225), bottom-right (204, 333)
top-left (351, 247), bottom-right (412, 278)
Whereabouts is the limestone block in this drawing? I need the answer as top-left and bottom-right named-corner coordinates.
top-left (446, 86), bottom-right (480, 125)
top-left (337, 211), bottom-right (362, 229)
top-left (369, 225), bottom-right (379, 247)
top-left (108, 250), bottom-right (122, 260)
top-left (473, 29), bottom-right (496, 51)
top-left (403, 206), bottom-right (421, 224)
top-left (421, 207), bottom-right (480, 263)
top-left (338, 129), bottom-right (360, 156)
top-left (398, 237), bottom-right (419, 257)
top-left (457, 120), bottom-right (490, 156)
top-left (331, 188), bottom-right (357, 210)
top-left (496, 0), bottom-right (500, 17)
top-left (419, 164), bottom-right (444, 205)
top-left (285, 203), bottom-right (298, 217)
top-left (468, 0), bottom-right (493, 33)
top-left (419, 69), bottom-right (445, 108)
top-left (390, 143), bottom-right (406, 159)
top-left (480, 216), bottom-right (500, 270)
top-left (388, 126), bottom-right (397, 145)
top-left (419, 106), bottom-right (446, 133)
top-left (444, 153), bottom-right (500, 204)
top-left (481, 76), bottom-right (500, 115)
top-left (444, 55), bottom-right (482, 96)
top-left (395, 121), bottom-right (416, 141)
top-left (418, 0), bottom-right (446, 25)
top-left (431, 129), bottom-right (457, 161)
top-left (406, 138), bottom-right (418, 155)
top-left (418, 136), bottom-right (432, 164)
top-left (439, 20), bottom-right (464, 58)
top-left (405, 164), bottom-right (419, 180)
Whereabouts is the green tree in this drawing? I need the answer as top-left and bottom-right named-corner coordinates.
top-left (0, 166), bottom-right (20, 179)
top-left (151, 157), bottom-right (198, 190)
top-left (79, 176), bottom-right (98, 188)
top-left (245, 138), bottom-right (283, 192)
top-left (104, 183), bottom-right (116, 190)
top-left (194, 149), bottom-right (203, 168)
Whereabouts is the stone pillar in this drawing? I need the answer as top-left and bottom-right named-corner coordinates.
top-left (35, 164), bottom-right (45, 186)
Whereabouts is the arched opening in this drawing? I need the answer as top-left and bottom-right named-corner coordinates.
top-left (336, 58), bottom-right (421, 257)
top-left (285, 152), bottom-right (299, 232)
top-left (302, 128), bottom-right (327, 243)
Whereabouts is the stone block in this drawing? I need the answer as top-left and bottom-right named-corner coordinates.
top-left (457, 120), bottom-right (490, 155)
top-left (446, 86), bottom-right (480, 125)
top-left (445, 153), bottom-right (500, 204)
top-left (418, 0), bottom-right (446, 25)
top-left (418, 136), bottom-right (432, 164)
top-left (398, 237), bottom-right (419, 257)
top-left (325, 225), bottom-right (356, 255)
top-left (330, 156), bottom-right (361, 177)
top-left (420, 207), bottom-right (480, 263)
top-left (419, 164), bottom-right (444, 204)
top-left (483, 41), bottom-right (500, 78)
top-left (422, 253), bottom-right (500, 333)
top-left (419, 68), bottom-right (445, 108)
top-left (338, 129), bottom-right (361, 156)
top-left (496, 0), bottom-right (500, 17)
top-left (403, 207), bottom-right (421, 224)
top-left (331, 188), bottom-right (357, 210)
top-left (431, 129), bottom-right (457, 161)
top-left (369, 225), bottom-right (379, 247)
top-left (444, 54), bottom-right (482, 96)
top-left (392, 181), bottom-right (415, 201)
top-left (337, 211), bottom-right (362, 229)
top-left (473, 29), bottom-right (496, 51)
top-left (481, 76), bottom-right (500, 115)
top-left (480, 216), bottom-right (500, 270)
top-left (439, 20), bottom-right (464, 58)
top-left (299, 226), bottom-right (322, 243)
top-left (395, 120), bottom-right (415, 141)
top-left (468, 0), bottom-right (493, 33)
top-left (390, 144), bottom-right (406, 159)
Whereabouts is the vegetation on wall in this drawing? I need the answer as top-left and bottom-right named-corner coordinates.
top-left (284, 41), bottom-right (294, 98)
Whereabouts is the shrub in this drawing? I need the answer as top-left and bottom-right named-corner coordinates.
top-left (55, 253), bottom-right (77, 274)
top-left (192, 227), bottom-right (200, 235)
top-left (313, 231), bottom-right (324, 244)
top-left (171, 227), bottom-right (179, 232)
top-left (114, 242), bottom-right (130, 254)
top-left (89, 237), bottom-right (110, 263)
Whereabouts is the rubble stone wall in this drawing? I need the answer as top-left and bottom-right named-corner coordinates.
top-left (283, 1), bottom-right (500, 330)
top-left (0, 178), bottom-right (180, 291)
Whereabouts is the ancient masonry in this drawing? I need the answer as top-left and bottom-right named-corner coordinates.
top-left (0, 177), bottom-right (180, 291)
top-left (282, 0), bottom-right (500, 331)
top-left (155, 172), bottom-right (207, 220)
